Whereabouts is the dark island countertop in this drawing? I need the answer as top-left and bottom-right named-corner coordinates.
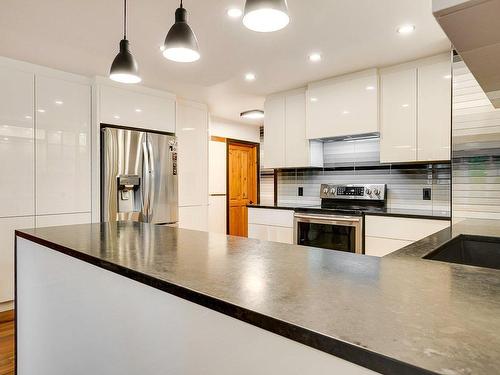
top-left (16, 220), bottom-right (500, 375)
top-left (247, 203), bottom-right (451, 221)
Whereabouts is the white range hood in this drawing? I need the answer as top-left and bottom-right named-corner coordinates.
top-left (433, 0), bottom-right (500, 107)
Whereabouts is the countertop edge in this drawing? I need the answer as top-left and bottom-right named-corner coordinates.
top-left (15, 229), bottom-right (436, 375)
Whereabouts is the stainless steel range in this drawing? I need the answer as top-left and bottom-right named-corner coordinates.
top-left (294, 184), bottom-right (387, 254)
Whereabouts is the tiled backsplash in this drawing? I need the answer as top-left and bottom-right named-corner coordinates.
top-left (261, 138), bottom-right (451, 213)
top-left (452, 57), bottom-right (500, 220)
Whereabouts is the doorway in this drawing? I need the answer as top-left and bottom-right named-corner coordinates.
top-left (227, 140), bottom-right (259, 237)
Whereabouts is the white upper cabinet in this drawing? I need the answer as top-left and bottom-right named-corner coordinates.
top-left (306, 69), bottom-right (379, 139)
top-left (176, 100), bottom-right (208, 207)
top-left (264, 89), bottom-right (323, 169)
top-left (0, 66), bottom-right (35, 217)
top-left (380, 67), bottom-right (418, 163)
top-left (418, 56), bottom-right (452, 161)
top-left (380, 53), bottom-right (451, 163)
top-left (35, 76), bottom-right (91, 215)
top-left (263, 95), bottom-right (285, 168)
top-left (99, 85), bottom-right (175, 133)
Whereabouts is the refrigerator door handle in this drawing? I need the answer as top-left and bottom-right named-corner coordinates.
top-left (142, 139), bottom-right (151, 221)
top-left (147, 137), bottom-right (156, 221)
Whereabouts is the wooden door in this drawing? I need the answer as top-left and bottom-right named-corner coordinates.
top-left (228, 142), bottom-right (258, 237)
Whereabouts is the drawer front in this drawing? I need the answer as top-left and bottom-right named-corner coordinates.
top-left (248, 208), bottom-right (294, 228)
top-left (365, 215), bottom-right (450, 241)
top-left (248, 224), bottom-right (293, 244)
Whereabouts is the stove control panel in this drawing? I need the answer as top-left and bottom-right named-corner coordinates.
top-left (320, 184), bottom-right (386, 200)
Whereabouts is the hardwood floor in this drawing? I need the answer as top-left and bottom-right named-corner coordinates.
top-left (0, 310), bottom-right (14, 375)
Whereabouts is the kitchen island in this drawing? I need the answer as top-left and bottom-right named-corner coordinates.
top-left (15, 220), bottom-right (500, 375)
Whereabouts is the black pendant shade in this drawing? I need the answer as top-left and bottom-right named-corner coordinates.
top-left (163, 1), bottom-right (200, 62)
top-left (109, 0), bottom-right (141, 83)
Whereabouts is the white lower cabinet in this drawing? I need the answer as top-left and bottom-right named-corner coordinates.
top-left (247, 208), bottom-right (294, 244)
top-left (35, 212), bottom-right (91, 228)
top-left (248, 224), bottom-right (293, 244)
top-left (0, 216), bottom-right (34, 303)
top-left (364, 215), bottom-right (450, 257)
top-left (179, 206), bottom-right (208, 232)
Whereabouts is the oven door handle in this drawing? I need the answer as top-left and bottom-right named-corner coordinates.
top-left (293, 213), bottom-right (361, 223)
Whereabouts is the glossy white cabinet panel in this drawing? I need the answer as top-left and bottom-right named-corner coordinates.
top-left (248, 208), bottom-right (294, 228)
top-left (208, 195), bottom-right (226, 234)
top-left (263, 95), bottom-right (285, 168)
top-left (306, 69), bottom-right (379, 139)
top-left (380, 67), bottom-right (418, 163)
top-left (209, 140), bottom-right (226, 194)
top-left (364, 236), bottom-right (413, 257)
top-left (418, 57), bottom-right (452, 161)
top-left (248, 224), bottom-right (294, 244)
top-left (177, 101), bottom-right (208, 207)
top-left (0, 216), bottom-right (34, 302)
top-left (35, 76), bottom-right (91, 215)
top-left (0, 66), bottom-right (35, 217)
top-left (179, 205), bottom-right (208, 232)
top-left (285, 91), bottom-right (309, 167)
top-left (100, 85), bottom-right (175, 133)
top-left (365, 215), bottom-right (450, 241)
top-left (35, 212), bottom-right (91, 228)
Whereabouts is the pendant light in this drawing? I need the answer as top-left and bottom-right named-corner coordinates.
top-left (163, 0), bottom-right (200, 63)
top-left (243, 0), bottom-right (290, 32)
top-left (109, 0), bottom-right (141, 84)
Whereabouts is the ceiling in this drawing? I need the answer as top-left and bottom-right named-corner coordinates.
top-left (0, 0), bottom-right (450, 125)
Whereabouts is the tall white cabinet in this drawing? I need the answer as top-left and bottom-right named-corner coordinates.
top-left (264, 88), bottom-right (323, 168)
top-left (380, 53), bottom-right (451, 163)
top-left (176, 99), bottom-right (209, 231)
top-left (0, 59), bottom-right (92, 308)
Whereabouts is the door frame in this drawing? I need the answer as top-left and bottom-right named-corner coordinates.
top-left (226, 139), bottom-right (260, 235)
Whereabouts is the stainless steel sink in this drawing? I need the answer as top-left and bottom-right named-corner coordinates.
top-left (423, 235), bottom-right (500, 270)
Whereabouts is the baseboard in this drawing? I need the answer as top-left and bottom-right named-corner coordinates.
top-left (0, 300), bottom-right (14, 314)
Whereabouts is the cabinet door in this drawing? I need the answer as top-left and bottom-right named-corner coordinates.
top-left (36, 212), bottom-right (91, 228)
top-left (0, 216), bottom-right (34, 303)
top-left (177, 101), bottom-right (208, 206)
top-left (263, 95), bottom-right (285, 168)
top-left (364, 236), bottom-right (412, 257)
top-left (418, 59), bottom-right (451, 161)
top-left (35, 76), bottom-right (91, 215)
top-left (380, 68), bottom-right (417, 163)
top-left (0, 66), bottom-right (34, 217)
top-left (285, 91), bottom-right (309, 167)
top-left (100, 85), bottom-right (175, 133)
top-left (306, 70), bottom-right (378, 139)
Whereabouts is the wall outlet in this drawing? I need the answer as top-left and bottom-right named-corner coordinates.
top-left (298, 186), bottom-right (303, 196)
top-left (423, 188), bottom-right (431, 200)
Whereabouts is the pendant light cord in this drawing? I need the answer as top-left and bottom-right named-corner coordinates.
top-left (180, 0), bottom-right (183, 8)
top-left (123, 0), bottom-right (127, 39)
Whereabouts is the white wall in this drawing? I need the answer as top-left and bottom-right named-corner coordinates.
top-left (210, 116), bottom-right (260, 143)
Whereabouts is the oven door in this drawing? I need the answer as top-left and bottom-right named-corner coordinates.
top-left (294, 213), bottom-right (363, 253)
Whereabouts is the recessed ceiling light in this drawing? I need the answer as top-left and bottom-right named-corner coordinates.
top-left (342, 110), bottom-right (350, 115)
top-left (182, 127), bottom-right (195, 131)
top-left (3, 138), bottom-right (9, 141)
top-left (241, 109), bottom-right (264, 120)
top-left (37, 109), bottom-right (46, 113)
top-left (443, 74), bottom-right (452, 79)
top-left (113, 115), bottom-right (120, 119)
top-left (310, 97), bottom-right (318, 102)
top-left (308, 53), bottom-right (321, 62)
top-left (54, 100), bottom-right (64, 105)
top-left (135, 108), bottom-right (142, 113)
top-left (365, 86), bottom-right (375, 91)
top-left (25, 115), bottom-right (32, 119)
top-left (227, 8), bottom-right (243, 18)
top-left (245, 72), bottom-right (256, 81)
top-left (402, 103), bottom-right (409, 108)
top-left (396, 24), bottom-right (415, 34)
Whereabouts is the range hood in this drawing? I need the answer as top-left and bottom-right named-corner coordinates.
top-left (433, 0), bottom-right (500, 108)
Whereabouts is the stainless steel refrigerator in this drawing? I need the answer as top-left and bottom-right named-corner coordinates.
top-left (101, 126), bottom-right (178, 225)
